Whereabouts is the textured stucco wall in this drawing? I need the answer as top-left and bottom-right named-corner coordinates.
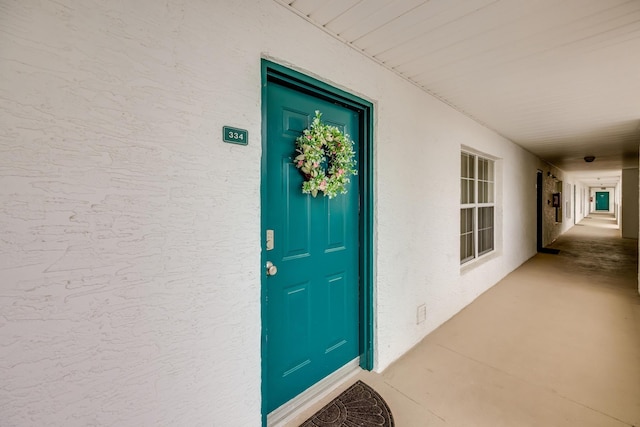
top-left (2, 0), bottom-right (546, 425)
top-left (540, 166), bottom-right (567, 246)
top-left (622, 168), bottom-right (639, 239)
top-left (577, 181), bottom-right (592, 223)
top-left (1, 1), bottom-right (263, 425)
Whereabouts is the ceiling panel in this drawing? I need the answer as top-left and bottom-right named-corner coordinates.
top-left (356, 0), bottom-right (495, 55)
top-left (324, 0), bottom-right (393, 34)
top-left (305, 0), bottom-right (361, 25)
top-left (275, 0), bottom-right (640, 186)
top-left (288, 0), bottom-right (324, 17)
top-left (332, 0), bottom-right (426, 41)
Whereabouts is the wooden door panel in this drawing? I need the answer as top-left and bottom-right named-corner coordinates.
top-left (265, 81), bottom-right (360, 412)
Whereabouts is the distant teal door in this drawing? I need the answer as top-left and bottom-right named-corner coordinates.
top-left (595, 192), bottom-right (609, 211)
top-left (263, 80), bottom-right (360, 413)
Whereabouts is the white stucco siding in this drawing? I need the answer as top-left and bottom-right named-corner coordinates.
top-left (1, 1), bottom-right (263, 426)
top-left (372, 83), bottom-right (541, 365)
top-left (622, 168), bottom-right (639, 239)
top-left (1, 0), bottom-right (540, 425)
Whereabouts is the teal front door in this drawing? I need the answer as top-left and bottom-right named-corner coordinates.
top-left (263, 79), bottom-right (361, 413)
top-left (595, 191), bottom-right (609, 211)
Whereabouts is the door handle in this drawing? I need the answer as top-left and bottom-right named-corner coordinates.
top-left (266, 261), bottom-right (278, 276)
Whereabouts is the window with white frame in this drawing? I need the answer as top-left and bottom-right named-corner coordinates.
top-left (460, 151), bottom-right (495, 264)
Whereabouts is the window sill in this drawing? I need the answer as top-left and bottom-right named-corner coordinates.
top-left (460, 250), bottom-right (500, 275)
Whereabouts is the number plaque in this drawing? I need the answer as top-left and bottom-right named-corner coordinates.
top-left (223, 126), bottom-right (248, 145)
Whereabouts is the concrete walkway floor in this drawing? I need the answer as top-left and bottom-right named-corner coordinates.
top-left (290, 213), bottom-right (640, 426)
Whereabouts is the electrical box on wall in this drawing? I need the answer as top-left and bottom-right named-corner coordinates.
top-left (416, 304), bottom-right (426, 324)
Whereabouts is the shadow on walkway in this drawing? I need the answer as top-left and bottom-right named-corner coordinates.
top-left (545, 212), bottom-right (637, 291)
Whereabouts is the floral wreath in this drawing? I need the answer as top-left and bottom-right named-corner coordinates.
top-left (293, 110), bottom-right (357, 198)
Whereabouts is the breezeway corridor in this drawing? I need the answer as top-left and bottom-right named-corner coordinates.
top-left (291, 213), bottom-right (640, 426)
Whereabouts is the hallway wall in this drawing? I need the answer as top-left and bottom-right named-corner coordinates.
top-left (542, 166), bottom-right (566, 245)
top-left (1, 1), bottom-right (549, 425)
top-left (573, 182), bottom-right (590, 224)
top-left (622, 168), bottom-right (639, 239)
top-left (560, 173), bottom-right (595, 229)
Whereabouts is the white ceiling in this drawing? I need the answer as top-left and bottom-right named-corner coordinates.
top-left (276, 0), bottom-right (640, 187)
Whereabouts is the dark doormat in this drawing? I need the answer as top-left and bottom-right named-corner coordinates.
top-left (539, 247), bottom-right (560, 254)
top-left (300, 380), bottom-right (394, 426)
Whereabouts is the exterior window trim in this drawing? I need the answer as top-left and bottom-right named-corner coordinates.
top-left (460, 149), bottom-right (496, 265)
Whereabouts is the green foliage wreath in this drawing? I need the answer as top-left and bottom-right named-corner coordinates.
top-left (293, 111), bottom-right (357, 198)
